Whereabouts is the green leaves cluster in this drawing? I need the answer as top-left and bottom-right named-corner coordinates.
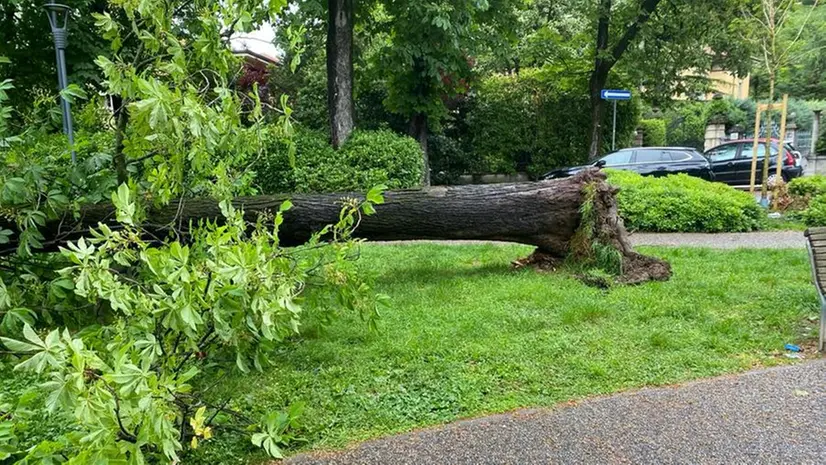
top-left (1, 181), bottom-right (387, 462)
top-left (380, 0), bottom-right (520, 122)
top-left (0, 0), bottom-right (392, 463)
top-left (789, 175), bottom-right (826, 197)
top-left (639, 119), bottom-right (666, 147)
top-left (801, 193), bottom-right (826, 226)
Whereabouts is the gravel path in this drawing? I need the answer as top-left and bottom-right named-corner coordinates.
top-left (630, 231), bottom-right (805, 249)
top-left (287, 360), bottom-right (826, 465)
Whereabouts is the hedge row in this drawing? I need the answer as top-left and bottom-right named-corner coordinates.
top-left (606, 170), bottom-right (764, 232)
top-left (789, 175), bottom-right (826, 226)
top-left (789, 175), bottom-right (826, 198)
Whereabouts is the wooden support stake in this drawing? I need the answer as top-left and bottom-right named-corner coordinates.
top-left (749, 108), bottom-right (763, 194)
top-left (776, 94), bottom-right (789, 180)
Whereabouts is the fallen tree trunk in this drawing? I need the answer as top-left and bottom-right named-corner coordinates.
top-left (2, 170), bottom-right (670, 283)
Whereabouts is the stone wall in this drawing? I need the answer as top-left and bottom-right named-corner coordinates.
top-left (704, 122), bottom-right (727, 151)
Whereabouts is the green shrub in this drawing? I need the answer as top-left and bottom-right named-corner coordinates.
top-left (737, 98), bottom-right (815, 134)
top-left (336, 129), bottom-right (423, 189)
top-left (606, 170), bottom-right (764, 232)
top-left (467, 68), bottom-right (638, 176)
top-left (75, 97), bottom-right (111, 133)
top-left (639, 119), bottom-right (666, 146)
top-left (255, 127), bottom-right (423, 193)
top-left (664, 103), bottom-right (706, 149)
top-left (789, 175), bottom-right (826, 197)
top-left (664, 98), bottom-right (746, 150)
top-left (802, 194), bottom-right (826, 226)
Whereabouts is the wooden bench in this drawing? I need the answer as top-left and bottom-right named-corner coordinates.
top-left (805, 227), bottom-right (826, 352)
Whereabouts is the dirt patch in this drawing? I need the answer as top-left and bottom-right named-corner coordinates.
top-left (512, 249), bottom-right (671, 286)
top-left (618, 252), bottom-right (672, 285)
top-left (511, 250), bottom-right (564, 272)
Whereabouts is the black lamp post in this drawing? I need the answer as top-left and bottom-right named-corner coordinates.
top-left (44, 3), bottom-right (76, 163)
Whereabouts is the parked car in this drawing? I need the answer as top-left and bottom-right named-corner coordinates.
top-left (704, 139), bottom-right (803, 186)
top-left (541, 147), bottom-right (714, 180)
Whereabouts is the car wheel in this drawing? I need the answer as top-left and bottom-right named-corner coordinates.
top-left (767, 173), bottom-right (789, 187)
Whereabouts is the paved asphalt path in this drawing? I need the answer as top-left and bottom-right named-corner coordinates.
top-left (630, 231), bottom-right (805, 249)
top-left (287, 360), bottom-right (826, 465)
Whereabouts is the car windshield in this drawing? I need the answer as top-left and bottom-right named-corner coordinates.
top-left (746, 143), bottom-right (779, 159)
top-left (707, 144), bottom-right (738, 161)
top-left (598, 151), bottom-right (632, 166)
top-left (635, 149), bottom-right (666, 163)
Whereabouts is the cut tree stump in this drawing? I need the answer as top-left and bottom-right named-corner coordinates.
top-left (1, 169), bottom-right (670, 284)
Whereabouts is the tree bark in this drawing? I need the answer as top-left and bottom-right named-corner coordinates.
top-left (409, 112), bottom-right (430, 186)
top-left (1, 170), bottom-right (670, 284)
top-left (112, 94), bottom-right (129, 185)
top-left (587, 0), bottom-right (612, 161)
top-left (586, 0), bottom-right (663, 161)
top-left (760, 74), bottom-right (775, 202)
top-left (588, 72), bottom-right (608, 161)
top-left (327, 0), bottom-right (355, 149)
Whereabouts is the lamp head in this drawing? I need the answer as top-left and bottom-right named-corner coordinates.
top-left (44, 3), bottom-right (72, 31)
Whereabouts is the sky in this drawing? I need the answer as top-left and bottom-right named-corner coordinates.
top-left (230, 22), bottom-right (281, 62)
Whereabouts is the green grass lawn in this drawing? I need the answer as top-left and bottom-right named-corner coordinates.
top-left (187, 244), bottom-right (819, 464)
top-left (763, 216), bottom-right (808, 231)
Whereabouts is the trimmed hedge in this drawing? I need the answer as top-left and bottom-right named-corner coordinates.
top-left (606, 170), bottom-right (763, 232)
top-left (789, 176), bottom-right (826, 226)
top-left (255, 127), bottom-right (423, 194)
top-left (465, 69), bottom-right (638, 177)
top-left (802, 194), bottom-right (826, 226)
top-left (789, 175), bottom-right (826, 197)
top-left (639, 119), bottom-right (666, 147)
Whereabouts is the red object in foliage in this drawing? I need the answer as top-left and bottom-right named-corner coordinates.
top-left (238, 61), bottom-right (269, 90)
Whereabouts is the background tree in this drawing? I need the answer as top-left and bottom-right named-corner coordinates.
top-left (581, 0), bottom-right (752, 160)
top-left (737, 0), bottom-right (820, 200)
top-left (751, 1), bottom-right (826, 100)
top-left (583, 0), bottom-right (661, 160)
top-left (379, 0), bottom-right (520, 185)
top-left (475, 0), bottom-right (587, 75)
top-left (475, 0), bottom-right (751, 161)
top-left (275, 0), bottom-right (390, 145)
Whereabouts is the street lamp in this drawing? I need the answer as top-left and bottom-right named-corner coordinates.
top-left (44, 3), bottom-right (76, 163)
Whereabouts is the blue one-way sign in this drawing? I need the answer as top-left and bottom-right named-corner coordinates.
top-left (601, 89), bottom-right (632, 100)
top-left (601, 89), bottom-right (631, 151)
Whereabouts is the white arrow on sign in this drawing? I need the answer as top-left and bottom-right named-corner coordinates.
top-left (600, 89), bottom-right (632, 100)
top-left (600, 90), bottom-right (631, 151)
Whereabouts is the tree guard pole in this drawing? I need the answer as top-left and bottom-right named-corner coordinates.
top-left (760, 100), bottom-right (774, 204)
top-left (775, 94), bottom-right (789, 180)
top-left (749, 106), bottom-right (764, 194)
top-left (44, 3), bottom-right (76, 163)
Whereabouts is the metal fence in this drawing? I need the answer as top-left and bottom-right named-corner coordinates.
top-left (797, 130), bottom-right (813, 157)
top-left (744, 125), bottom-right (813, 157)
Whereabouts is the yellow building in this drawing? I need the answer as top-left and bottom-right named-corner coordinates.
top-left (705, 68), bottom-right (750, 100)
top-left (674, 68), bottom-right (750, 100)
